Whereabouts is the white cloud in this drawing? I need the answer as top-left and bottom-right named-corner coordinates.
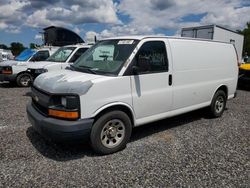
top-left (0, 0), bottom-right (120, 33)
top-left (25, 0), bottom-right (120, 28)
top-left (85, 31), bottom-right (99, 43)
top-left (0, 0), bottom-right (249, 40)
top-left (117, 0), bottom-right (250, 34)
top-left (0, 0), bottom-right (28, 33)
top-left (34, 34), bottom-right (42, 39)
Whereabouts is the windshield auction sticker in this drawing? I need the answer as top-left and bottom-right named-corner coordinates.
top-left (117, 40), bottom-right (134, 45)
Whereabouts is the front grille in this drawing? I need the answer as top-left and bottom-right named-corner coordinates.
top-left (27, 69), bottom-right (37, 77)
top-left (31, 86), bottom-right (51, 116)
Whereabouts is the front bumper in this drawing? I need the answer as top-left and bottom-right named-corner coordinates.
top-left (26, 102), bottom-right (94, 141)
top-left (26, 69), bottom-right (43, 79)
top-left (0, 74), bottom-right (17, 82)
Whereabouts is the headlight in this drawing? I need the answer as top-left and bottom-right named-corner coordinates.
top-left (34, 68), bottom-right (48, 74)
top-left (49, 95), bottom-right (80, 120)
top-left (60, 96), bottom-right (79, 109)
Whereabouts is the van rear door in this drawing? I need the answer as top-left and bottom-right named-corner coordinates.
top-left (129, 39), bottom-right (173, 124)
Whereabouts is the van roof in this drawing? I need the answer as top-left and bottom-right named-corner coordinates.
top-left (35, 43), bottom-right (92, 51)
top-left (64, 43), bottom-right (92, 48)
top-left (101, 35), bottom-right (232, 44)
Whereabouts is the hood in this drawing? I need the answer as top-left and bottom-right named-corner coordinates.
top-left (0, 60), bottom-right (21, 66)
top-left (240, 63), bottom-right (250, 71)
top-left (27, 61), bottom-right (55, 69)
top-left (34, 70), bottom-right (104, 94)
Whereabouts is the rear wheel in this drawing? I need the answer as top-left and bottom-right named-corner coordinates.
top-left (90, 110), bottom-right (132, 155)
top-left (209, 90), bottom-right (227, 118)
top-left (16, 73), bottom-right (33, 87)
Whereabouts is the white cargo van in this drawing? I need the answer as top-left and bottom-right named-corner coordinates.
top-left (27, 36), bottom-right (238, 154)
top-left (26, 44), bottom-right (91, 84)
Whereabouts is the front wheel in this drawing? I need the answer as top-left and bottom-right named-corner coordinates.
top-left (16, 73), bottom-right (33, 87)
top-left (209, 90), bottom-right (227, 118)
top-left (90, 110), bottom-right (132, 155)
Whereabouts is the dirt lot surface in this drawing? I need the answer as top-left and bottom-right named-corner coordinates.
top-left (0, 82), bottom-right (249, 187)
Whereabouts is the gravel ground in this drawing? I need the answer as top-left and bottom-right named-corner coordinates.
top-left (0, 82), bottom-right (249, 187)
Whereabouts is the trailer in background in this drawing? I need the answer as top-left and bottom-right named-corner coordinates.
top-left (181, 25), bottom-right (244, 60)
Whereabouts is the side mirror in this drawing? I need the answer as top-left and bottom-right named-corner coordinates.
top-left (132, 66), bottom-right (139, 75)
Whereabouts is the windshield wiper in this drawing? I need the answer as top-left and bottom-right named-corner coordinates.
top-left (66, 64), bottom-right (75, 70)
top-left (79, 65), bottom-right (98, 74)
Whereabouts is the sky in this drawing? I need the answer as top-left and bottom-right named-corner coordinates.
top-left (0, 0), bottom-right (250, 47)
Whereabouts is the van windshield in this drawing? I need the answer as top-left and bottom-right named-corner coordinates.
top-left (73, 39), bottom-right (139, 75)
top-left (47, 47), bottom-right (76, 62)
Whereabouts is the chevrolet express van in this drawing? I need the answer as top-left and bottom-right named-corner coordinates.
top-left (26, 44), bottom-right (91, 84)
top-left (27, 36), bottom-right (238, 154)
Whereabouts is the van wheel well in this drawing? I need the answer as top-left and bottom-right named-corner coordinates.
top-left (94, 105), bottom-right (134, 127)
top-left (216, 85), bottom-right (228, 98)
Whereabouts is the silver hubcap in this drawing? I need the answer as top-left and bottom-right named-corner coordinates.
top-left (20, 76), bottom-right (31, 86)
top-left (100, 119), bottom-right (125, 148)
top-left (215, 96), bottom-right (224, 113)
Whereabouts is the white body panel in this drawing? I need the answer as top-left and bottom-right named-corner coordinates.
top-left (27, 61), bottom-right (64, 71)
top-left (169, 38), bottom-right (238, 111)
top-left (33, 36), bottom-right (238, 127)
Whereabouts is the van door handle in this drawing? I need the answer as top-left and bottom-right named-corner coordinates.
top-left (169, 74), bottom-right (172, 86)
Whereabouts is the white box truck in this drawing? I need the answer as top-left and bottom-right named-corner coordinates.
top-left (181, 25), bottom-right (244, 60)
top-left (27, 36), bottom-right (238, 154)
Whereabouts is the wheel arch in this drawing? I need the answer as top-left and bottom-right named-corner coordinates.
top-left (16, 71), bottom-right (32, 78)
top-left (93, 102), bottom-right (135, 127)
top-left (212, 85), bottom-right (228, 101)
top-left (16, 71), bottom-right (33, 86)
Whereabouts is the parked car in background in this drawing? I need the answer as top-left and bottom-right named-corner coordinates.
top-left (27, 36), bottom-right (238, 154)
top-left (239, 57), bottom-right (250, 86)
top-left (0, 47), bottom-right (58, 86)
top-left (0, 49), bottom-right (14, 62)
top-left (26, 43), bottom-right (91, 81)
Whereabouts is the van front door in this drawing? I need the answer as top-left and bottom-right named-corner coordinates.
top-left (129, 40), bottom-right (173, 125)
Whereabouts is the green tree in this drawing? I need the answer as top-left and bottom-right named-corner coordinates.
top-left (0, 44), bottom-right (9, 50)
top-left (29, 43), bottom-right (36, 49)
top-left (238, 22), bottom-right (250, 56)
top-left (10, 42), bottom-right (25, 56)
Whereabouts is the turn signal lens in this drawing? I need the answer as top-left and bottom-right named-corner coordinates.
top-left (48, 109), bottom-right (79, 119)
top-left (2, 70), bottom-right (12, 74)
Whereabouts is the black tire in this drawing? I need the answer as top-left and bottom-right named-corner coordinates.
top-left (209, 90), bottom-right (227, 118)
top-left (16, 73), bottom-right (33, 87)
top-left (90, 110), bottom-right (132, 155)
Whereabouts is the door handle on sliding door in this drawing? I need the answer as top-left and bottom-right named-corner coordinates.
top-left (169, 74), bottom-right (172, 86)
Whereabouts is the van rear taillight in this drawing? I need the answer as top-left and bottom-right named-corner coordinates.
top-left (2, 70), bottom-right (12, 74)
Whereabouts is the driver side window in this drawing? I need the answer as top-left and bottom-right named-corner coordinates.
top-left (135, 41), bottom-right (168, 74)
